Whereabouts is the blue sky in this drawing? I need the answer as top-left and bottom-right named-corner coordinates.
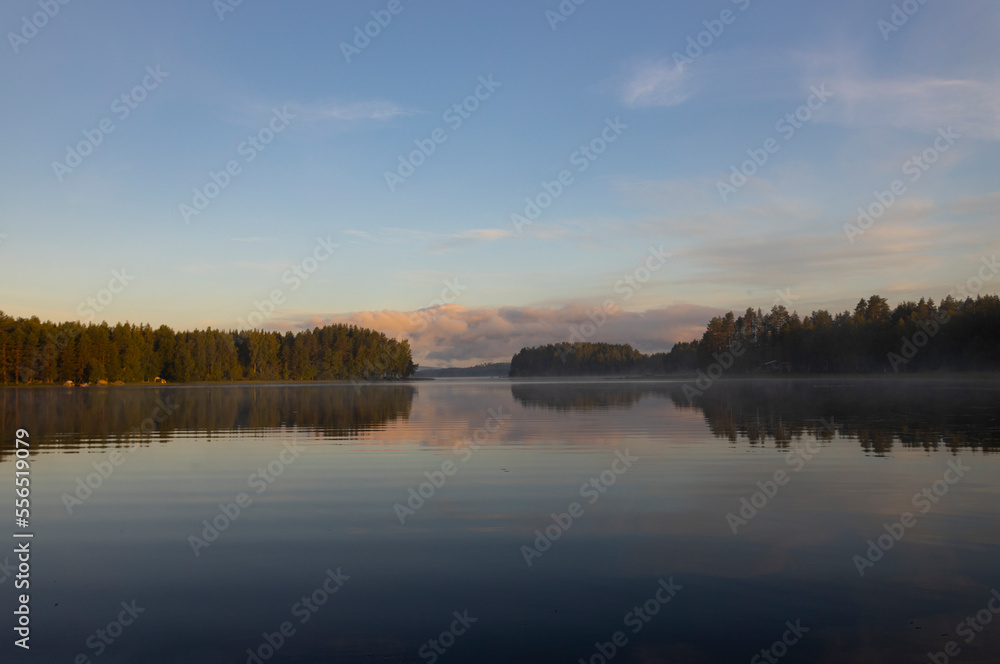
top-left (2, 0), bottom-right (998, 365)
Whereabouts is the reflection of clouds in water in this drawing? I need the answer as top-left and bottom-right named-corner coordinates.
top-left (19, 379), bottom-right (1000, 663)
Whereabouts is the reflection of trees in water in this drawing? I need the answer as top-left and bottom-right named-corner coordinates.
top-left (669, 380), bottom-right (1000, 455)
top-left (0, 384), bottom-right (415, 459)
top-left (511, 382), bottom-right (674, 411)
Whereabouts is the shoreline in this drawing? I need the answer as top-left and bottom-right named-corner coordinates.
top-left (0, 377), bottom-right (433, 389)
top-left (4, 372), bottom-right (1000, 388)
top-left (513, 372), bottom-right (1000, 383)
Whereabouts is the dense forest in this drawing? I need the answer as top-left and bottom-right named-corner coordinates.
top-left (0, 312), bottom-right (417, 384)
top-left (509, 294), bottom-right (1000, 376)
top-left (509, 342), bottom-right (664, 376)
top-left (682, 293), bottom-right (1000, 373)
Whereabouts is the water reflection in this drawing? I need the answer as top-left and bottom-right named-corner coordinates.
top-left (0, 384), bottom-right (415, 459)
top-left (675, 379), bottom-right (1000, 455)
top-left (4, 379), bottom-right (1000, 663)
top-left (512, 378), bottom-right (1000, 454)
top-left (512, 381), bottom-right (653, 411)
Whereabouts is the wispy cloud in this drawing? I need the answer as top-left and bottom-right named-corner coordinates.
top-left (621, 60), bottom-right (691, 108)
top-left (235, 261), bottom-right (288, 274)
top-left (827, 75), bottom-right (1000, 139)
top-left (231, 236), bottom-right (277, 243)
top-left (177, 264), bottom-right (218, 276)
top-left (791, 47), bottom-right (1000, 140)
top-left (291, 100), bottom-right (417, 122)
top-left (429, 228), bottom-right (514, 252)
top-left (454, 229), bottom-right (513, 242)
top-left (344, 226), bottom-right (513, 253)
top-left (949, 192), bottom-right (1000, 216)
top-left (344, 227), bottom-right (432, 245)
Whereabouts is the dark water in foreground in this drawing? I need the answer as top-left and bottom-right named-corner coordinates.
top-left (2, 378), bottom-right (1000, 663)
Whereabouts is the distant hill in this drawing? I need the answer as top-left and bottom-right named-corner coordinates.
top-left (416, 362), bottom-right (511, 378)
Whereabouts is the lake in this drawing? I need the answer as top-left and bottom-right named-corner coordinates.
top-left (3, 378), bottom-right (1000, 663)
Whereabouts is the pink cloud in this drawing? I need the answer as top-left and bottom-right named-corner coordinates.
top-left (292, 303), bottom-right (721, 367)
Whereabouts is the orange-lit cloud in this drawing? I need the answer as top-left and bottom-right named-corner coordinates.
top-left (287, 303), bottom-right (721, 367)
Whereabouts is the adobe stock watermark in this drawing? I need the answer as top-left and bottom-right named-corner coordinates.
top-left (410, 277), bottom-right (468, 333)
top-left (385, 75), bottom-right (501, 192)
top-left (844, 127), bottom-right (959, 244)
top-left (672, 0), bottom-right (752, 72)
top-left (244, 568), bottom-right (350, 664)
top-left (852, 458), bottom-right (971, 576)
top-left (52, 66), bottom-right (170, 182)
top-left (887, 307), bottom-right (951, 373)
top-left (545, 0), bottom-right (592, 31)
top-left (7, 0), bottom-right (74, 54)
top-left (717, 84), bottom-right (832, 202)
top-left (77, 268), bottom-right (136, 323)
top-left (773, 287), bottom-right (800, 308)
top-left (725, 419), bottom-right (833, 534)
top-left (349, 338), bottom-right (415, 388)
top-left (0, 557), bottom-right (13, 585)
top-left (576, 578), bottom-right (682, 664)
top-left (62, 395), bottom-right (181, 514)
top-left (393, 405), bottom-right (511, 524)
top-left (351, 276), bottom-right (467, 391)
top-left (611, 245), bottom-right (671, 303)
top-left (213, 0), bottom-right (248, 22)
top-left (750, 620), bottom-right (810, 664)
top-left (948, 256), bottom-right (1000, 301)
top-left (179, 106), bottom-right (295, 224)
top-left (187, 439), bottom-right (306, 556)
top-left (511, 117), bottom-right (627, 234)
top-left (341, 0), bottom-right (413, 63)
top-left (236, 236), bottom-right (339, 329)
top-left (418, 611), bottom-right (477, 664)
top-left (557, 245), bottom-right (670, 358)
top-left (18, 269), bottom-right (136, 383)
top-left (680, 340), bottom-right (746, 403)
top-left (887, 255), bottom-right (996, 372)
top-left (878, 0), bottom-right (930, 42)
top-left (73, 600), bottom-right (145, 662)
top-left (521, 449), bottom-right (638, 567)
top-left (927, 589), bottom-right (1000, 664)
top-left (17, 331), bottom-right (73, 384)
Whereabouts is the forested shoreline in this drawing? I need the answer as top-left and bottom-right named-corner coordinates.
top-left (417, 362), bottom-right (511, 377)
top-left (0, 312), bottom-right (416, 384)
top-left (510, 294), bottom-right (1000, 376)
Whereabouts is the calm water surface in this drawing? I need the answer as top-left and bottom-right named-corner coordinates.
top-left (3, 378), bottom-right (1000, 663)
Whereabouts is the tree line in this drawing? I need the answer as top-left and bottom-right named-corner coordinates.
top-left (685, 293), bottom-right (1000, 373)
top-left (418, 362), bottom-right (511, 377)
top-left (508, 293), bottom-right (1000, 375)
top-left (0, 312), bottom-right (417, 384)
top-left (509, 342), bottom-right (658, 376)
